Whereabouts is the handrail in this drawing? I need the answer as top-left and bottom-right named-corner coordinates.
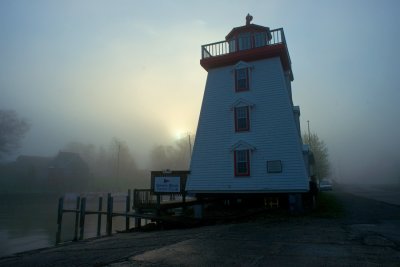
top-left (201, 28), bottom-right (290, 65)
top-left (133, 189), bottom-right (156, 207)
top-left (133, 188), bottom-right (188, 210)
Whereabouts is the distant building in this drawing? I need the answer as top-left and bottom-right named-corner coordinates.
top-left (15, 155), bottom-right (52, 180)
top-left (0, 152), bottom-right (90, 192)
top-left (48, 152), bottom-right (90, 190)
top-left (186, 16), bottom-right (313, 207)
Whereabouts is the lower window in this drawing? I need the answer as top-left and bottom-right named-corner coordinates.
top-left (234, 150), bottom-right (250, 176)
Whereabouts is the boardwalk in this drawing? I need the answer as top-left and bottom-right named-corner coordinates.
top-left (1, 188), bottom-right (399, 266)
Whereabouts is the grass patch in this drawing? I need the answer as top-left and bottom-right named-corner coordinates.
top-left (312, 192), bottom-right (344, 218)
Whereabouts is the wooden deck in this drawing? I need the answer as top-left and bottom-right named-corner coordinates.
top-left (56, 189), bottom-right (200, 244)
top-left (133, 188), bottom-right (198, 212)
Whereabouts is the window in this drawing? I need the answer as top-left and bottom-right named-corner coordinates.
top-left (254, 32), bottom-right (267, 47)
top-left (234, 106), bottom-right (250, 132)
top-left (235, 68), bottom-right (249, 91)
top-left (231, 141), bottom-right (254, 177)
top-left (238, 33), bottom-right (251, 50)
top-left (229, 39), bottom-right (237, 53)
top-left (234, 150), bottom-right (250, 176)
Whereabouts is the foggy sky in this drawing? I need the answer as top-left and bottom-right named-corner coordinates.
top-left (1, 0), bottom-right (399, 183)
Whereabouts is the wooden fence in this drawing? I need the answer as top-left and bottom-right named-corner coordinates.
top-left (56, 189), bottom-right (192, 244)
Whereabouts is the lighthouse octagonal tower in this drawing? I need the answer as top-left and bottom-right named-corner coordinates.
top-left (186, 16), bottom-right (310, 197)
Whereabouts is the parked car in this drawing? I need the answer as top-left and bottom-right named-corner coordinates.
top-left (319, 180), bottom-right (333, 191)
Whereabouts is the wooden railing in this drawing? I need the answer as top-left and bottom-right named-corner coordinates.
top-left (133, 189), bottom-right (157, 208)
top-left (56, 188), bottom-right (195, 245)
top-left (133, 189), bottom-right (188, 211)
top-left (56, 191), bottom-right (134, 244)
top-left (201, 28), bottom-right (290, 64)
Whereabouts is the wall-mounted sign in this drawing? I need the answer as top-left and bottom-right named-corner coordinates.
top-left (267, 160), bottom-right (282, 173)
top-left (154, 176), bottom-right (181, 193)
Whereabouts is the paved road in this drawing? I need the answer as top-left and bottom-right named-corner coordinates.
top-left (1, 189), bottom-right (399, 267)
top-left (339, 183), bottom-right (400, 206)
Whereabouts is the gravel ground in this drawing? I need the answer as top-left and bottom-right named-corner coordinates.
top-left (1, 189), bottom-right (399, 267)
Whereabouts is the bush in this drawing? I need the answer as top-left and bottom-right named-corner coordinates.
top-left (313, 192), bottom-right (344, 218)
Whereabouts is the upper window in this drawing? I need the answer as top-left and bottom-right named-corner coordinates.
top-left (235, 68), bottom-right (249, 92)
top-left (254, 32), bottom-right (267, 47)
top-left (229, 39), bottom-right (237, 53)
top-left (234, 150), bottom-right (250, 176)
top-left (238, 33), bottom-right (251, 51)
top-left (234, 106), bottom-right (250, 132)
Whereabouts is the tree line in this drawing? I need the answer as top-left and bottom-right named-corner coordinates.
top-left (0, 109), bottom-right (193, 193)
top-left (0, 109), bottom-right (335, 193)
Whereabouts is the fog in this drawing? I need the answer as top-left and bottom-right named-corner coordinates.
top-left (1, 1), bottom-right (399, 187)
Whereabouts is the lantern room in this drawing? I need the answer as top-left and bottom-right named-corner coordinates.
top-left (200, 14), bottom-right (293, 81)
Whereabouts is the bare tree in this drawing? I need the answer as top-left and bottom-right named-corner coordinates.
top-left (303, 132), bottom-right (330, 181)
top-left (109, 138), bottom-right (138, 189)
top-left (0, 110), bottom-right (30, 158)
top-left (63, 138), bottom-right (142, 190)
top-left (150, 135), bottom-right (193, 170)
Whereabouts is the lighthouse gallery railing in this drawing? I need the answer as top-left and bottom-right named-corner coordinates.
top-left (201, 28), bottom-right (289, 64)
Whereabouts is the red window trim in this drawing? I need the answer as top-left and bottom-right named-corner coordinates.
top-left (235, 68), bottom-right (249, 92)
top-left (234, 150), bottom-right (250, 176)
top-left (234, 106), bottom-right (250, 132)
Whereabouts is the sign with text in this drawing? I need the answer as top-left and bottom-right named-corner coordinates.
top-left (154, 176), bottom-right (181, 193)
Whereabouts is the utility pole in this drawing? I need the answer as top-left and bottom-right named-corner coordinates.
top-left (307, 120), bottom-right (311, 147)
top-left (188, 133), bottom-right (192, 167)
top-left (116, 142), bottom-right (121, 183)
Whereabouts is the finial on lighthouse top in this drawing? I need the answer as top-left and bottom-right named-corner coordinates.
top-left (246, 13), bottom-right (253, 25)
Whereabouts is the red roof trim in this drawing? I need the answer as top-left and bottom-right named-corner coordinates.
top-left (200, 44), bottom-right (290, 72)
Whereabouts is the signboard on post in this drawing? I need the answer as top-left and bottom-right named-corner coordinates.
top-left (150, 170), bottom-right (189, 195)
top-left (154, 176), bottom-right (181, 193)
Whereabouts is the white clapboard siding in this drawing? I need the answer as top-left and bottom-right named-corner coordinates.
top-left (186, 57), bottom-right (309, 193)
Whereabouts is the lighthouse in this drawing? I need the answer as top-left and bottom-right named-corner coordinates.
top-left (186, 15), bottom-right (311, 206)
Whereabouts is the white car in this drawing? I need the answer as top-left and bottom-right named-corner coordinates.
top-left (319, 180), bottom-right (333, 191)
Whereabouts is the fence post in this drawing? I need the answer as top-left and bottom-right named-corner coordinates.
top-left (73, 196), bottom-right (81, 241)
top-left (133, 189), bottom-right (137, 211)
top-left (106, 193), bottom-right (113, 236)
top-left (126, 189), bottom-right (131, 231)
top-left (55, 197), bottom-right (64, 244)
top-left (156, 194), bottom-right (161, 216)
top-left (79, 197), bottom-right (86, 240)
top-left (182, 192), bottom-right (187, 213)
top-left (97, 196), bottom-right (103, 236)
top-left (135, 217), bottom-right (141, 229)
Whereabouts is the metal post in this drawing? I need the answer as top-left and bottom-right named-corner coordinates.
top-left (55, 197), bottom-right (64, 244)
top-left (79, 197), bottom-right (86, 240)
top-left (307, 120), bottom-right (311, 147)
top-left (97, 196), bottom-right (103, 236)
top-left (73, 196), bottom-right (81, 241)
